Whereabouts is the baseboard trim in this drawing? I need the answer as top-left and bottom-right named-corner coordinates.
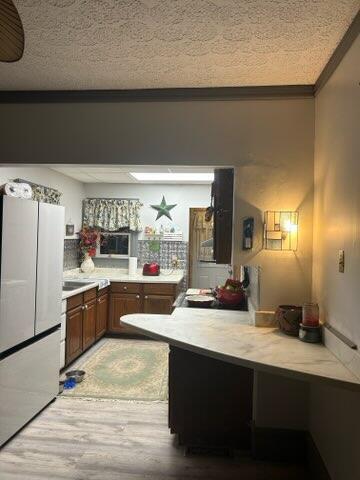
top-left (252, 426), bottom-right (307, 463)
top-left (252, 426), bottom-right (331, 479)
top-left (307, 434), bottom-right (332, 480)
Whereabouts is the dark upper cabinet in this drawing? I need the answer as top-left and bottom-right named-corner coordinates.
top-left (213, 168), bottom-right (234, 264)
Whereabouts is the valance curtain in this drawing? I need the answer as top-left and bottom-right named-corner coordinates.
top-left (83, 198), bottom-right (143, 232)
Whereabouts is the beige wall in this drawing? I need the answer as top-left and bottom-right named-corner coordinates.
top-left (233, 160), bottom-right (314, 310)
top-left (311, 36), bottom-right (360, 480)
top-left (0, 97), bottom-right (315, 310)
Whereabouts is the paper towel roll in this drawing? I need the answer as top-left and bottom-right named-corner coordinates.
top-left (128, 257), bottom-right (137, 276)
top-left (20, 183), bottom-right (33, 200)
top-left (1, 182), bottom-right (23, 197)
top-left (0, 182), bottom-right (33, 200)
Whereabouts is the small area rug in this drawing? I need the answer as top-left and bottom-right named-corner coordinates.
top-left (63, 339), bottom-right (168, 401)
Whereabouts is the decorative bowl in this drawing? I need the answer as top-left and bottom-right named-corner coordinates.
top-left (186, 295), bottom-right (214, 308)
top-left (65, 370), bottom-right (86, 383)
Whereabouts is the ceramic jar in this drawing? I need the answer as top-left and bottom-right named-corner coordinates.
top-left (275, 305), bottom-right (303, 336)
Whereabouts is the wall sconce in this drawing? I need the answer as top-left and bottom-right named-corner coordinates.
top-left (264, 211), bottom-right (298, 251)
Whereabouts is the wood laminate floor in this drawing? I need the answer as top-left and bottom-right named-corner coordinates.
top-left (0, 397), bottom-right (308, 480)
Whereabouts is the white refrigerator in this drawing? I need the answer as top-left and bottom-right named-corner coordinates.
top-left (0, 196), bottom-right (64, 446)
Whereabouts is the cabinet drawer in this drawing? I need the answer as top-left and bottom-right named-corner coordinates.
top-left (143, 283), bottom-right (176, 296)
top-left (67, 293), bottom-right (83, 311)
top-left (111, 282), bottom-right (141, 294)
top-left (84, 287), bottom-right (97, 303)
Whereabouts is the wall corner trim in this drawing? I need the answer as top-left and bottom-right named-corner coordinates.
top-left (314, 10), bottom-right (360, 95)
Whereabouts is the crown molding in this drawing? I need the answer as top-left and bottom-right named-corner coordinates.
top-left (0, 85), bottom-right (314, 103)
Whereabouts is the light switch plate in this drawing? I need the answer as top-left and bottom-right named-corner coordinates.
top-left (338, 250), bottom-right (345, 273)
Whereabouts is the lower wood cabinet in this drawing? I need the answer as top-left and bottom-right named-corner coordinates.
top-left (108, 293), bottom-right (142, 334)
top-left (65, 282), bottom-right (179, 365)
top-left (108, 282), bottom-right (179, 334)
top-left (82, 298), bottom-right (97, 351)
top-left (96, 292), bottom-right (108, 340)
top-left (65, 287), bottom-right (109, 367)
top-left (143, 294), bottom-right (174, 314)
top-left (66, 305), bottom-right (83, 365)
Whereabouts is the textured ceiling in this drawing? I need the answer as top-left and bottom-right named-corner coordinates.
top-left (0, 0), bottom-right (358, 90)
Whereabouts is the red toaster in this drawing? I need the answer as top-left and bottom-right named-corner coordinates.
top-left (142, 262), bottom-right (160, 276)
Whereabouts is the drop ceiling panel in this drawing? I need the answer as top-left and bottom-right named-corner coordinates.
top-left (51, 165), bottom-right (215, 183)
top-left (0, 1), bottom-right (358, 89)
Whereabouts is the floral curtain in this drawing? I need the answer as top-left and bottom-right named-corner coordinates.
top-left (14, 179), bottom-right (61, 205)
top-left (83, 198), bottom-right (143, 232)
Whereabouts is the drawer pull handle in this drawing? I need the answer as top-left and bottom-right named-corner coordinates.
top-left (136, 295), bottom-right (140, 299)
top-left (84, 304), bottom-right (88, 310)
top-left (144, 295), bottom-right (148, 299)
top-left (81, 305), bottom-right (85, 310)
top-left (123, 286), bottom-right (127, 290)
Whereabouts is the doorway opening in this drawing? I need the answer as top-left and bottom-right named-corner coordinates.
top-left (188, 207), bottom-right (229, 289)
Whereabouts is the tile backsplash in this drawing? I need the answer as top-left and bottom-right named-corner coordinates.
top-left (138, 240), bottom-right (188, 290)
top-left (63, 239), bottom-right (80, 271)
top-left (63, 238), bottom-right (188, 290)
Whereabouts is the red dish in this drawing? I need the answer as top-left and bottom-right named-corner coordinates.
top-left (142, 262), bottom-right (160, 276)
top-left (215, 287), bottom-right (245, 306)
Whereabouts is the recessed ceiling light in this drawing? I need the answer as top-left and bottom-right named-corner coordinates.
top-left (130, 172), bottom-right (214, 182)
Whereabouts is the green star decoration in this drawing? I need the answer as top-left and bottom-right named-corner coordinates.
top-left (151, 196), bottom-right (177, 221)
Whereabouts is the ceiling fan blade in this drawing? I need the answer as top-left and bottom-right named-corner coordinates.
top-left (0, 0), bottom-right (24, 62)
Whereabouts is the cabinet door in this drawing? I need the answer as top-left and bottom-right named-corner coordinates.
top-left (213, 168), bottom-right (234, 264)
top-left (83, 298), bottom-right (96, 351)
top-left (66, 306), bottom-right (83, 365)
top-left (143, 294), bottom-right (174, 315)
top-left (96, 293), bottom-right (108, 340)
top-left (109, 293), bottom-right (142, 333)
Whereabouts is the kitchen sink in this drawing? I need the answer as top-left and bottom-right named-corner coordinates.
top-left (62, 281), bottom-right (94, 291)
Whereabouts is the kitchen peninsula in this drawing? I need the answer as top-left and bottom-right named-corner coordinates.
top-left (122, 308), bottom-right (360, 455)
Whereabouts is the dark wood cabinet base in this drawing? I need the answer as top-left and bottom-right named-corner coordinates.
top-left (168, 346), bottom-right (253, 450)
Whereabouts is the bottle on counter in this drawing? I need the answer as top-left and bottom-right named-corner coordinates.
top-left (299, 303), bottom-right (321, 343)
top-left (302, 303), bottom-right (320, 327)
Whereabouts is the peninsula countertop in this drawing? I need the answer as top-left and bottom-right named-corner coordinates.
top-left (121, 307), bottom-right (360, 391)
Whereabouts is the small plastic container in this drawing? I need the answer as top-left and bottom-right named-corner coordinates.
top-left (302, 303), bottom-right (319, 327)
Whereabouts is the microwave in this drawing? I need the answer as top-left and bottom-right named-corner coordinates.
top-left (96, 232), bottom-right (131, 258)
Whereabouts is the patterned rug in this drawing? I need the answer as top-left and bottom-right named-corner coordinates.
top-left (62, 339), bottom-right (169, 401)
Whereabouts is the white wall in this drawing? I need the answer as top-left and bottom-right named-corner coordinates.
top-left (84, 183), bottom-right (211, 241)
top-left (311, 36), bottom-right (360, 480)
top-left (0, 166), bottom-right (85, 238)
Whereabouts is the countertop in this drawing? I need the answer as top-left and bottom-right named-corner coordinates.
top-left (62, 268), bottom-right (184, 300)
top-left (121, 307), bottom-right (360, 391)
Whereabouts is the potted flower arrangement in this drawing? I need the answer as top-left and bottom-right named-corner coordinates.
top-left (78, 226), bottom-right (99, 273)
